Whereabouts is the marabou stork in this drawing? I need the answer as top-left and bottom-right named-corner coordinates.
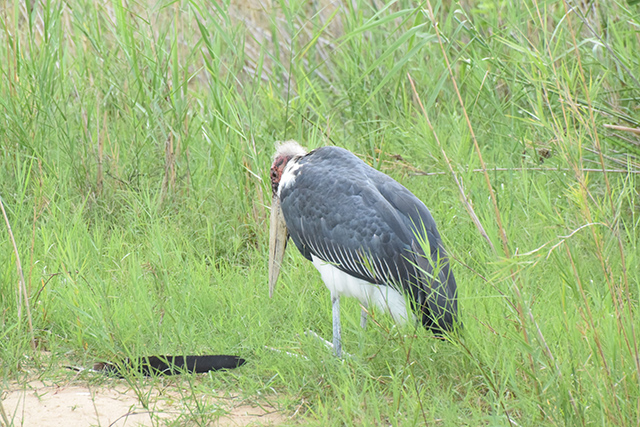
top-left (268, 141), bottom-right (459, 357)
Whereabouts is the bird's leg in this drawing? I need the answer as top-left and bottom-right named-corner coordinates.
top-left (331, 292), bottom-right (342, 358)
top-left (360, 307), bottom-right (368, 329)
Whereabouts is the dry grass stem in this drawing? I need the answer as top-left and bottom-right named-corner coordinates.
top-left (407, 73), bottom-right (495, 253)
top-left (603, 124), bottom-right (640, 135)
top-left (411, 167), bottom-right (640, 176)
top-left (421, 3), bottom-right (510, 258)
top-left (0, 195), bottom-right (35, 350)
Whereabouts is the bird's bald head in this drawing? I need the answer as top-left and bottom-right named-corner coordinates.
top-left (270, 140), bottom-right (307, 196)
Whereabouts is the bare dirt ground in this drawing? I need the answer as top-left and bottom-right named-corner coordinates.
top-left (2, 379), bottom-right (285, 426)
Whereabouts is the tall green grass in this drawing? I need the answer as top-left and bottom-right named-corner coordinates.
top-left (1, 0), bottom-right (639, 425)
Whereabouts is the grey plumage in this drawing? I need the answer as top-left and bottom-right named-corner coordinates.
top-left (277, 145), bottom-right (458, 333)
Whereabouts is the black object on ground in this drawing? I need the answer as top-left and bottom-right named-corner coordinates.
top-left (94, 355), bottom-right (246, 377)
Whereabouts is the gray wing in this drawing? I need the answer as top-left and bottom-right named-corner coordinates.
top-left (280, 146), bottom-right (458, 332)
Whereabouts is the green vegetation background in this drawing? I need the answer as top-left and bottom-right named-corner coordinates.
top-left (1, 0), bottom-right (639, 425)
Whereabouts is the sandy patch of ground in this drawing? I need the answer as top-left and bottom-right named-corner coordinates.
top-left (2, 379), bottom-right (285, 426)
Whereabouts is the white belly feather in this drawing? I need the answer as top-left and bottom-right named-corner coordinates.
top-left (311, 255), bottom-right (413, 325)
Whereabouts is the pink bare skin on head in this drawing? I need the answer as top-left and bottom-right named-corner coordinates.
top-left (270, 155), bottom-right (292, 196)
top-left (270, 140), bottom-right (308, 196)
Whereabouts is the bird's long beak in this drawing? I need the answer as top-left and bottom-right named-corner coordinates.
top-left (268, 196), bottom-right (288, 298)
